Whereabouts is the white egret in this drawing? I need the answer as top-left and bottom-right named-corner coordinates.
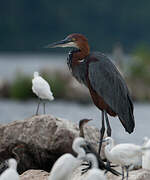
top-left (82, 153), bottom-right (107, 180)
top-left (103, 137), bottom-right (143, 180)
top-left (142, 137), bottom-right (150, 170)
top-left (32, 71), bottom-right (54, 115)
top-left (48, 137), bottom-right (87, 180)
top-left (0, 158), bottom-right (19, 180)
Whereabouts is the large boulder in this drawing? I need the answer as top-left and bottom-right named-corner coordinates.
top-left (20, 170), bottom-right (49, 180)
top-left (0, 114), bottom-right (100, 174)
top-left (107, 168), bottom-right (150, 180)
top-left (19, 167), bottom-right (150, 180)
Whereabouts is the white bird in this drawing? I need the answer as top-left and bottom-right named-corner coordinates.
top-left (0, 158), bottom-right (20, 180)
top-left (48, 137), bottom-right (87, 180)
top-left (142, 137), bottom-right (150, 170)
top-left (32, 71), bottom-right (54, 115)
top-left (82, 153), bottom-right (107, 180)
top-left (103, 137), bottom-right (143, 180)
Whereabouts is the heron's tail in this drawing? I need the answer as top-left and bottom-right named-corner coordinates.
top-left (119, 95), bottom-right (135, 134)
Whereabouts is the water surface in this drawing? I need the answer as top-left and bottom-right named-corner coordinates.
top-left (0, 99), bottom-right (150, 144)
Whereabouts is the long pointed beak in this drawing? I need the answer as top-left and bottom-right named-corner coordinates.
top-left (45, 38), bottom-right (72, 48)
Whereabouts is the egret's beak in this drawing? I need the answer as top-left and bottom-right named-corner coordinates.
top-left (45, 37), bottom-right (77, 48)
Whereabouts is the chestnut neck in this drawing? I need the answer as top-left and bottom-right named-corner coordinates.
top-left (72, 43), bottom-right (90, 61)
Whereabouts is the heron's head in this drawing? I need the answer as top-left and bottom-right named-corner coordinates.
top-left (46, 33), bottom-right (89, 52)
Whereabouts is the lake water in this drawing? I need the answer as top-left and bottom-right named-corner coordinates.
top-left (0, 99), bottom-right (150, 145)
top-left (0, 53), bottom-right (150, 145)
top-left (0, 53), bottom-right (66, 81)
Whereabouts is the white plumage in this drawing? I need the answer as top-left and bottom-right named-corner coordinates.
top-left (0, 159), bottom-right (19, 180)
top-left (82, 153), bottom-right (107, 180)
top-left (104, 137), bottom-right (143, 179)
top-left (32, 72), bottom-right (54, 115)
top-left (32, 72), bottom-right (54, 101)
top-left (48, 137), bottom-right (86, 180)
top-left (142, 137), bottom-right (150, 170)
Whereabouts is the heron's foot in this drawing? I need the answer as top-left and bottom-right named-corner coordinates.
top-left (81, 161), bottom-right (91, 175)
top-left (104, 161), bottom-right (119, 174)
top-left (104, 161), bottom-right (111, 174)
top-left (81, 162), bottom-right (89, 166)
top-left (111, 164), bottom-right (119, 168)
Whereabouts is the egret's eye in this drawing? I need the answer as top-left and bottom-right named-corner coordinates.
top-left (72, 38), bottom-right (76, 41)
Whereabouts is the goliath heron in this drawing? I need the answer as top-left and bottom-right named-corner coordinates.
top-left (47, 33), bottom-right (135, 154)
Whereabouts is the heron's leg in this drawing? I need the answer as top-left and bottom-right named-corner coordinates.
top-left (36, 99), bottom-right (41, 115)
top-left (104, 160), bottom-right (111, 174)
top-left (106, 160), bottom-right (111, 169)
top-left (122, 167), bottom-right (125, 180)
top-left (104, 111), bottom-right (112, 137)
top-left (98, 110), bottom-right (105, 154)
top-left (43, 101), bottom-right (46, 114)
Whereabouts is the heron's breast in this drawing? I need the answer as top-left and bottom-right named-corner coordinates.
top-left (86, 77), bottom-right (116, 116)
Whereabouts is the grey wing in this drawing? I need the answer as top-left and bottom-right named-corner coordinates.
top-left (88, 53), bottom-right (135, 133)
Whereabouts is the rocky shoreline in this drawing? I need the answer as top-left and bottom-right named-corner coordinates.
top-left (0, 114), bottom-right (150, 180)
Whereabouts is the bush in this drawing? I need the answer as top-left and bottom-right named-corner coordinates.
top-left (41, 71), bottom-right (67, 99)
top-left (10, 73), bottom-right (33, 100)
top-left (130, 44), bottom-right (150, 83)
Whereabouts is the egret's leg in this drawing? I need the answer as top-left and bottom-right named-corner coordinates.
top-left (104, 111), bottom-right (112, 137)
top-left (126, 166), bottom-right (129, 180)
top-left (122, 167), bottom-right (125, 180)
top-left (98, 110), bottom-right (105, 154)
top-left (36, 99), bottom-right (41, 115)
top-left (43, 101), bottom-right (46, 114)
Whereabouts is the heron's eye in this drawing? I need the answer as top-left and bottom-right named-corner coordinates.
top-left (72, 38), bottom-right (76, 41)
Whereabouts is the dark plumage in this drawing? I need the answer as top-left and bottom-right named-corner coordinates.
top-left (68, 51), bottom-right (134, 133)
top-left (87, 52), bottom-right (134, 133)
top-left (47, 33), bottom-right (135, 153)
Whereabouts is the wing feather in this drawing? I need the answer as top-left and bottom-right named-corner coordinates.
top-left (88, 52), bottom-right (135, 133)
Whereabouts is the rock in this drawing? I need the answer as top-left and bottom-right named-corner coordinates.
top-left (19, 166), bottom-right (150, 180)
top-left (20, 170), bottom-right (49, 180)
top-left (107, 167), bottom-right (150, 180)
top-left (0, 114), bottom-right (101, 174)
top-left (129, 169), bottom-right (150, 180)
top-left (69, 165), bottom-right (150, 180)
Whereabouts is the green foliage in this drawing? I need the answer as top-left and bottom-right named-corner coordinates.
top-left (10, 73), bottom-right (33, 100)
top-left (130, 44), bottom-right (150, 82)
top-left (41, 72), bottom-right (67, 99)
